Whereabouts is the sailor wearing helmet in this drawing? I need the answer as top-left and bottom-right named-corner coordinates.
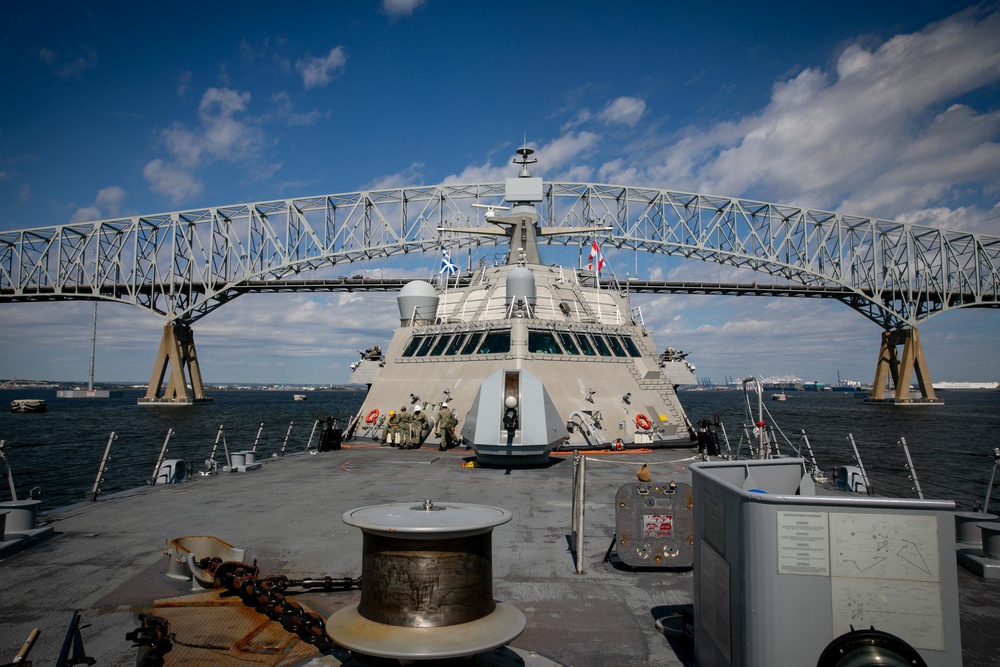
top-left (435, 402), bottom-right (458, 451)
top-left (381, 409), bottom-right (399, 446)
top-left (410, 404), bottom-right (430, 448)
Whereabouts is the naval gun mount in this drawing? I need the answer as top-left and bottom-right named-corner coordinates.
top-left (462, 368), bottom-right (568, 466)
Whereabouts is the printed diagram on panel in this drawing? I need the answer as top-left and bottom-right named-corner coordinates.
top-left (829, 513), bottom-right (939, 582)
top-left (828, 513), bottom-right (944, 651)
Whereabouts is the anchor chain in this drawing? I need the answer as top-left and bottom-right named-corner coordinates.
top-left (210, 560), bottom-right (360, 644)
top-left (128, 560), bottom-right (361, 663)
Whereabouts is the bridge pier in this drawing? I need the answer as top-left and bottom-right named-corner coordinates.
top-left (864, 327), bottom-right (943, 405)
top-left (137, 322), bottom-right (212, 406)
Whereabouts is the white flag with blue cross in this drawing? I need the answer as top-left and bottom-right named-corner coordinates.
top-left (440, 247), bottom-right (459, 274)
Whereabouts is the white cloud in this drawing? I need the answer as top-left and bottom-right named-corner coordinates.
top-left (70, 206), bottom-right (101, 224)
top-left (95, 186), bottom-right (125, 216)
top-left (296, 47), bottom-right (347, 89)
top-left (628, 8), bottom-right (1000, 227)
top-left (381, 0), bottom-right (427, 18)
top-left (70, 185), bottom-right (127, 223)
top-left (143, 158), bottom-right (203, 202)
top-left (143, 88), bottom-right (263, 204)
top-left (537, 132), bottom-right (600, 171)
top-left (368, 162), bottom-right (427, 190)
top-left (599, 96), bottom-right (646, 126)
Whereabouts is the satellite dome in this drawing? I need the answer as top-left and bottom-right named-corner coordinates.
top-left (505, 267), bottom-right (536, 310)
top-left (397, 280), bottom-right (439, 326)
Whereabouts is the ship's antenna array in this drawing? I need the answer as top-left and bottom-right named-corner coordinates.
top-left (513, 145), bottom-right (537, 177)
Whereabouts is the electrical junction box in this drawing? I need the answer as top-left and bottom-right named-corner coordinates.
top-left (690, 458), bottom-right (961, 667)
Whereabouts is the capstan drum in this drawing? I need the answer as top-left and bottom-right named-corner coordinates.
top-left (326, 500), bottom-right (525, 661)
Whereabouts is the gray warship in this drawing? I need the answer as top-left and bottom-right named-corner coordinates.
top-left (347, 148), bottom-right (697, 463)
top-left (2, 150), bottom-right (998, 667)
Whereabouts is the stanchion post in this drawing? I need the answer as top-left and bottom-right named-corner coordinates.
top-left (572, 453), bottom-right (586, 574)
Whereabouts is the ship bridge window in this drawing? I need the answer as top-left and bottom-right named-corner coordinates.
top-left (558, 332), bottom-right (580, 355)
top-left (477, 330), bottom-right (511, 355)
top-left (414, 336), bottom-right (436, 357)
top-left (401, 336), bottom-right (424, 358)
top-left (461, 331), bottom-right (484, 355)
top-left (528, 330), bottom-right (562, 355)
top-left (591, 334), bottom-right (612, 356)
top-left (607, 336), bottom-right (627, 357)
top-left (621, 336), bottom-right (642, 357)
top-left (576, 333), bottom-right (596, 356)
top-left (445, 333), bottom-right (467, 356)
top-left (430, 335), bottom-right (453, 356)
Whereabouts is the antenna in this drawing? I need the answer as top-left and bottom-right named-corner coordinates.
top-left (513, 138), bottom-right (537, 177)
top-left (471, 203), bottom-right (510, 218)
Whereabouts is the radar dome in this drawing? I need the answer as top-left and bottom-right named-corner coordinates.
top-left (397, 280), bottom-right (439, 326)
top-left (505, 267), bottom-right (536, 310)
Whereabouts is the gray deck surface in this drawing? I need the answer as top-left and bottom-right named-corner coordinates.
top-left (1, 444), bottom-right (997, 666)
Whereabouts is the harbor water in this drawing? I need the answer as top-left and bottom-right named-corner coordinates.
top-left (1, 387), bottom-right (998, 514)
top-left (0, 388), bottom-right (366, 512)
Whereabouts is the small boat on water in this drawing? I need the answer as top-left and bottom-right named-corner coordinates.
top-left (293, 394), bottom-right (308, 401)
top-left (10, 399), bottom-right (46, 413)
top-left (771, 391), bottom-right (787, 401)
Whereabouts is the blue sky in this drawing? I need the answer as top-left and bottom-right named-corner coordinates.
top-left (1, 0), bottom-right (998, 386)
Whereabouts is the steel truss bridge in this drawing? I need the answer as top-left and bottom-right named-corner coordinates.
top-left (2, 182), bottom-right (998, 404)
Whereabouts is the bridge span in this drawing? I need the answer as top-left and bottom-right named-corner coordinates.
top-left (2, 181), bottom-right (998, 405)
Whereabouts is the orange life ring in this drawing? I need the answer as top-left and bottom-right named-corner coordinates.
top-left (365, 409), bottom-right (380, 423)
top-left (635, 413), bottom-right (652, 430)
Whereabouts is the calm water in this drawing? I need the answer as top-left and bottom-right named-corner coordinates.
top-left (679, 388), bottom-right (1000, 511)
top-left (0, 388), bottom-right (366, 511)
top-left (2, 387), bottom-right (998, 513)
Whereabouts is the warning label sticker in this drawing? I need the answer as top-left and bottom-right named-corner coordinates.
top-left (643, 514), bottom-right (673, 538)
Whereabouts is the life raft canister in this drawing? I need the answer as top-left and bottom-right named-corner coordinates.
top-left (365, 409), bottom-right (380, 423)
top-left (635, 413), bottom-right (652, 430)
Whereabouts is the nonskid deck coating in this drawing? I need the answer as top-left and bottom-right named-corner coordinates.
top-left (0, 445), bottom-right (699, 666)
top-left (0, 445), bottom-right (997, 666)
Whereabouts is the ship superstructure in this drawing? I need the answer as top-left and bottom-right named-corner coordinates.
top-left (349, 148), bottom-right (695, 462)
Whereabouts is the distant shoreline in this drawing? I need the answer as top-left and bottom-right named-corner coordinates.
top-left (0, 379), bottom-right (366, 391)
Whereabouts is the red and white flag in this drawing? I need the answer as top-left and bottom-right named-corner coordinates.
top-left (587, 240), bottom-right (605, 271)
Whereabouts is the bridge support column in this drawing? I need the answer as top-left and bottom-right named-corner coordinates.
top-left (138, 322), bottom-right (212, 406)
top-left (864, 328), bottom-right (942, 406)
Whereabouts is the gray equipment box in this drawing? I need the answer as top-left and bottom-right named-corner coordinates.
top-left (690, 458), bottom-right (962, 667)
